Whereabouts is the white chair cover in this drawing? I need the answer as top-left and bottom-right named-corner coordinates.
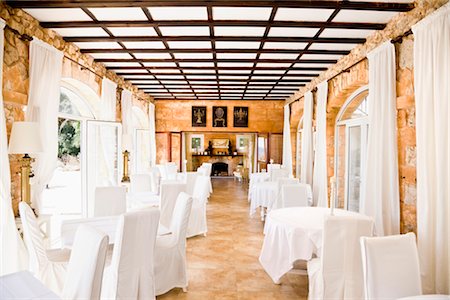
top-left (130, 174), bottom-right (152, 193)
top-left (19, 202), bottom-right (70, 295)
top-left (101, 209), bottom-right (160, 300)
top-left (308, 215), bottom-right (374, 300)
top-left (184, 172), bottom-right (198, 196)
top-left (279, 183), bottom-right (310, 209)
top-left (360, 232), bottom-right (422, 300)
top-left (270, 168), bottom-right (290, 182)
top-left (201, 162), bottom-right (212, 177)
top-left (196, 165), bottom-right (209, 176)
top-left (62, 225), bottom-right (108, 300)
top-left (267, 163), bottom-right (281, 177)
top-left (187, 175), bottom-right (210, 238)
top-left (94, 187), bottom-right (127, 217)
top-left (155, 192), bottom-right (193, 295)
top-left (165, 162), bottom-right (178, 180)
top-left (149, 167), bottom-right (161, 194)
top-left (159, 182), bottom-right (187, 228)
top-left (273, 178), bottom-right (299, 209)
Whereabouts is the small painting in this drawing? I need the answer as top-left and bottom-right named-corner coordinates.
top-left (192, 106), bottom-right (206, 127)
top-left (233, 106), bottom-right (249, 127)
top-left (212, 106), bottom-right (227, 127)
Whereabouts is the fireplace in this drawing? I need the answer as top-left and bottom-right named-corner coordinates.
top-left (212, 162), bottom-right (228, 176)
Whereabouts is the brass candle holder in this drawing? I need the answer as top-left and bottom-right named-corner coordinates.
top-left (121, 150), bottom-right (130, 182)
top-left (18, 153), bottom-right (34, 205)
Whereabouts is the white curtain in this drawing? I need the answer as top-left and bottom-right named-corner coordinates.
top-left (100, 78), bottom-right (117, 121)
top-left (25, 38), bottom-right (63, 212)
top-left (300, 91), bottom-right (314, 186)
top-left (181, 132), bottom-right (186, 172)
top-left (121, 89), bottom-right (134, 167)
top-left (413, 3), bottom-right (450, 294)
top-left (149, 103), bottom-right (157, 167)
top-left (361, 42), bottom-right (400, 236)
top-left (282, 105), bottom-right (293, 176)
top-left (312, 81), bottom-right (328, 207)
top-left (0, 18), bottom-right (28, 276)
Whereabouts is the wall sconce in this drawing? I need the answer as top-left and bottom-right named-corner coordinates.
top-left (121, 134), bottom-right (133, 182)
top-left (8, 122), bottom-right (43, 206)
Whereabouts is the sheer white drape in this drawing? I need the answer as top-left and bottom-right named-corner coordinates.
top-left (181, 132), bottom-right (186, 172)
top-left (361, 42), bottom-right (400, 236)
top-left (312, 81), bottom-right (328, 207)
top-left (413, 3), bottom-right (450, 294)
top-left (300, 91), bottom-right (314, 186)
top-left (121, 89), bottom-right (133, 167)
top-left (25, 38), bottom-right (63, 212)
top-left (282, 105), bottom-right (293, 176)
top-left (149, 103), bottom-right (157, 167)
top-left (0, 19), bottom-right (28, 276)
top-left (100, 78), bottom-right (117, 121)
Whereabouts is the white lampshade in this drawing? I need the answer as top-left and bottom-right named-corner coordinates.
top-left (122, 134), bottom-right (133, 151)
top-left (8, 121), bottom-right (43, 154)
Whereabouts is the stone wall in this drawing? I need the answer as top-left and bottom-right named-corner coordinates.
top-left (1, 3), bottom-right (153, 214)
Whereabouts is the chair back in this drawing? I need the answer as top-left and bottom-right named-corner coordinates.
top-left (104, 209), bottom-right (160, 299)
top-left (149, 167), bottom-right (161, 193)
top-left (360, 232), bottom-right (422, 300)
top-left (159, 182), bottom-right (186, 228)
top-left (169, 192), bottom-right (193, 246)
top-left (184, 172), bottom-right (198, 196)
top-left (130, 174), bottom-right (152, 193)
top-left (62, 225), bottom-right (109, 300)
top-left (94, 186), bottom-right (126, 217)
top-left (165, 162), bottom-right (178, 180)
top-left (267, 163), bottom-right (281, 177)
top-left (19, 202), bottom-right (48, 274)
top-left (280, 184), bottom-right (309, 208)
top-left (197, 166), bottom-right (209, 176)
top-left (271, 168), bottom-right (290, 182)
top-left (192, 175), bottom-right (210, 204)
top-left (321, 215), bottom-right (374, 299)
top-left (201, 162), bottom-right (212, 176)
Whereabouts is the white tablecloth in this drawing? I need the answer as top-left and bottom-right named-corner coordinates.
top-left (259, 207), bottom-right (361, 283)
top-left (0, 271), bottom-right (60, 299)
top-left (248, 172), bottom-right (270, 202)
top-left (397, 296), bottom-right (450, 300)
top-left (250, 181), bottom-right (277, 216)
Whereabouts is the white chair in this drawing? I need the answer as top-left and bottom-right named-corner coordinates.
top-left (62, 225), bottom-right (109, 300)
top-left (165, 162), bottom-right (178, 180)
top-left (267, 163), bottom-right (281, 177)
top-left (159, 182), bottom-right (187, 228)
top-left (270, 168), bottom-right (290, 182)
top-left (360, 232), bottom-right (422, 300)
top-left (150, 167), bottom-right (161, 193)
top-left (201, 162), bottom-right (212, 177)
top-left (154, 192), bottom-right (193, 295)
top-left (308, 215), bottom-right (374, 300)
top-left (19, 202), bottom-right (71, 295)
top-left (101, 209), bottom-right (160, 300)
top-left (130, 174), bottom-right (152, 193)
top-left (184, 172), bottom-right (198, 196)
top-left (187, 175), bottom-right (210, 238)
top-left (94, 186), bottom-right (127, 217)
top-left (279, 183), bottom-right (311, 209)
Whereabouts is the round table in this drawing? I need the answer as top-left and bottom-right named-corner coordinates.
top-left (397, 296), bottom-right (450, 300)
top-left (259, 207), bottom-right (362, 283)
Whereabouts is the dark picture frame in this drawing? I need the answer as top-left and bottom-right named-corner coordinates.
top-left (233, 106), bottom-right (249, 127)
top-left (212, 106), bottom-right (227, 127)
top-left (191, 106), bottom-right (207, 127)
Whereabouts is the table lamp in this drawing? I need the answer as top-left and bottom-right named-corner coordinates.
top-left (8, 121), bottom-right (43, 205)
top-left (121, 134), bottom-right (133, 182)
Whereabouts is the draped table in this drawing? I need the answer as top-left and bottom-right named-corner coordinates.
top-left (259, 207), bottom-right (362, 283)
top-left (0, 271), bottom-right (60, 299)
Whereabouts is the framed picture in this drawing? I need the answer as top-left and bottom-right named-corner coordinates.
top-left (190, 134), bottom-right (204, 153)
top-left (236, 134), bottom-right (250, 153)
top-left (233, 106), bottom-right (248, 127)
top-left (192, 106), bottom-right (206, 127)
top-left (212, 106), bottom-right (227, 127)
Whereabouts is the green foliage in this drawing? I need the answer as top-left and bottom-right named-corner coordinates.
top-left (58, 118), bottom-right (81, 159)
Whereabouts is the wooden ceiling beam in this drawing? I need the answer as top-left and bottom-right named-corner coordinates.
top-left (7, 0), bottom-right (414, 11)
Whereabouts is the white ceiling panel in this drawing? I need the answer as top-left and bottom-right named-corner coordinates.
top-left (122, 41), bottom-right (166, 49)
top-left (333, 10), bottom-right (398, 23)
top-left (253, 69), bottom-right (285, 74)
top-left (89, 8), bottom-right (147, 21)
top-left (320, 28), bottom-right (375, 38)
top-left (90, 53), bottom-right (133, 59)
top-left (75, 42), bottom-right (122, 49)
top-left (179, 62), bottom-right (215, 67)
top-left (217, 62), bottom-right (254, 67)
top-left (138, 85), bottom-right (165, 88)
top-left (215, 41), bottom-right (261, 49)
top-left (183, 69), bottom-right (216, 73)
top-left (167, 41), bottom-right (212, 49)
top-left (309, 43), bottom-right (358, 51)
top-left (213, 7), bottom-right (272, 20)
top-left (113, 69), bottom-right (147, 73)
top-left (215, 26), bottom-right (266, 37)
top-left (287, 70), bottom-right (318, 74)
top-left (268, 27), bottom-right (319, 37)
top-left (216, 53), bottom-right (258, 59)
top-left (219, 76), bottom-right (249, 80)
top-left (134, 53), bottom-right (172, 59)
top-left (173, 53), bottom-right (214, 59)
top-left (274, 8), bottom-right (334, 22)
top-left (256, 62), bottom-right (292, 68)
top-left (293, 63), bottom-right (332, 68)
top-left (161, 80), bottom-right (188, 84)
top-left (301, 54), bottom-right (342, 60)
top-left (149, 6), bottom-right (208, 20)
top-left (149, 69), bottom-right (181, 73)
top-left (104, 62), bottom-right (142, 67)
top-left (52, 27), bottom-right (108, 37)
top-left (24, 8), bottom-right (91, 21)
top-left (160, 26), bottom-right (209, 36)
top-left (108, 27), bottom-right (157, 36)
top-left (143, 62), bottom-right (178, 67)
top-left (129, 80), bottom-right (159, 84)
top-left (189, 81), bottom-right (217, 84)
top-left (259, 53), bottom-right (299, 60)
top-left (186, 75), bottom-right (217, 79)
top-left (219, 70), bottom-right (252, 74)
top-left (263, 42), bottom-right (308, 50)
top-left (155, 75), bottom-right (185, 79)
top-left (251, 76), bottom-right (281, 80)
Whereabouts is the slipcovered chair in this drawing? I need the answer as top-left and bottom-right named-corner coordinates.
top-left (187, 175), bottom-right (210, 238)
top-left (165, 162), bottom-right (178, 180)
top-left (184, 172), bottom-right (198, 197)
top-left (201, 162), bottom-right (212, 177)
top-left (62, 225), bottom-right (109, 300)
top-left (94, 186), bottom-right (127, 217)
top-left (279, 183), bottom-right (312, 209)
top-left (267, 163), bottom-right (281, 178)
top-left (360, 232), bottom-right (422, 300)
top-left (270, 168), bottom-right (290, 182)
top-left (154, 192), bottom-right (193, 295)
top-left (159, 181), bottom-right (187, 229)
top-left (19, 202), bottom-right (71, 295)
top-left (128, 174), bottom-right (159, 209)
top-left (308, 215), bottom-right (374, 300)
top-left (101, 209), bottom-right (160, 300)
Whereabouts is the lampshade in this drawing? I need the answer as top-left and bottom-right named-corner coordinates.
top-left (8, 121), bottom-right (43, 154)
top-left (122, 134), bottom-right (133, 150)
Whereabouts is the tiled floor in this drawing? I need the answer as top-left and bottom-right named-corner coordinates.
top-left (158, 178), bottom-right (308, 299)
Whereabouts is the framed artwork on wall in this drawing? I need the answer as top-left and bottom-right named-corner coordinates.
top-left (190, 134), bottom-right (204, 153)
top-left (192, 106), bottom-right (206, 127)
top-left (233, 106), bottom-right (249, 127)
top-left (212, 106), bottom-right (227, 127)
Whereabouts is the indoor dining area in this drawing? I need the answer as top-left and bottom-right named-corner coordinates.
top-left (0, 0), bottom-right (449, 299)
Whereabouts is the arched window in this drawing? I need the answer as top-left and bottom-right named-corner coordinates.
top-left (334, 86), bottom-right (369, 212)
